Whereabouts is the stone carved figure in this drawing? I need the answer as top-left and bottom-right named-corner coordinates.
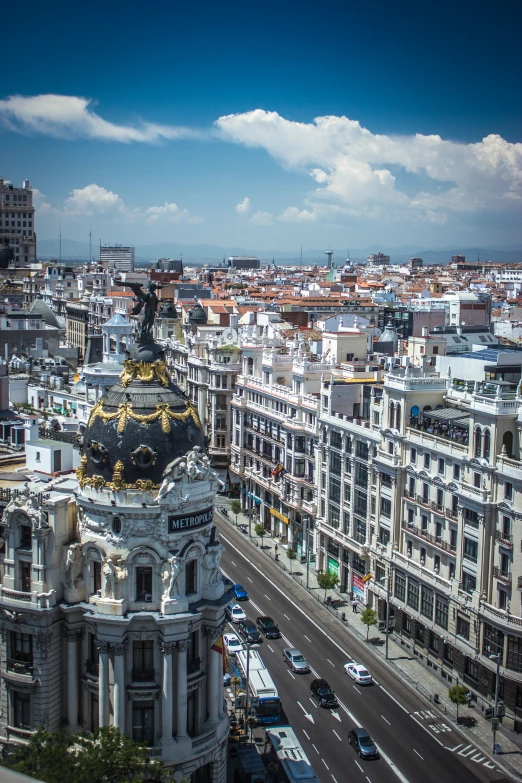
top-left (162, 555), bottom-right (182, 599)
top-left (101, 555), bottom-right (128, 600)
top-left (114, 280), bottom-right (160, 340)
top-left (203, 542), bottom-right (224, 585)
top-left (64, 543), bottom-right (84, 589)
top-left (154, 447), bottom-right (224, 503)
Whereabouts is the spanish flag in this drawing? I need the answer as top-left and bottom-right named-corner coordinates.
top-left (271, 463), bottom-right (283, 479)
top-left (211, 635), bottom-right (227, 674)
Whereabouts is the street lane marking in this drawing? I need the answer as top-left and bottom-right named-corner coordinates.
top-left (304, 635), bottom-right (312, 643)
top-left (366, 777), bottom-right (372, 783)
top-left (333, 729), bottom-right (342, 741)
top-left (471, 754), bottom-right (486, 763)
top-left (264, 594), bottom-right (271, 600)
top-left (231, 561), bottom-right (237, 566)
top-left (331, 777), bottom-right (338, 783)
top-left (282, 634), bottom-right (293, 647)
top-left (309, 698), bottom-right (318, 708)
top-left (284, 613), bottom-right (290, 619)
top-left (414, 710), bottom-right (437, 720)
top-left (297, 701), bottom-right (314, 723)
top-left (327, 658), bottom-right (335, 666)
top-left (310, 667), bottom-right (320, 678)
top-left (381, 715), bottom-right (391, 725)
top-left (413, 750), bottom-right (424, 760)
top-left (354, 760), bottom-right (363, 773)
top-left (408, 712), bottom-right (444, 747)
top-left (302, 729), bottom-right (310, 740)
top-left (248, 577), bottom-right (253, 582)
top-left (322, 759), bottom-right (330, 770)
top-left (312, 744), bottom-right (319, 754)
top-left (331, 710), bottom-right (341, 722)
top-left (267, 645), bottom-right (274, 653)
top-left (287, 670), bottom-right (296, 680)
top-left (353, 686), bottom-right (361, 694)
top-left (379, 685), bottom-right (409, 714)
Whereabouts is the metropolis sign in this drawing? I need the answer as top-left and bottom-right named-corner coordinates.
top-left (168, 506), bottom-right (213, 532)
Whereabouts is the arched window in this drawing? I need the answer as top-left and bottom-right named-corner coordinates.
top-left (483, 429), bottom-right (491, 460)
top-left (474, 426), bottom-right (482, 458)
top-left (503, 431), bottom-right (513, 459)
top-left (389, 402), bottom-right (395, 429)
top-left (395, 404), bottom-right (401, 431)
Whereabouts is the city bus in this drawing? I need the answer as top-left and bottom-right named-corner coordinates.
top-left (267, 725), bottom-right (320, 782)
top-left (236, 648), bottom-right (281, 723)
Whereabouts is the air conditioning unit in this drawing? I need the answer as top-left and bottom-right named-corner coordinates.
top-left (144, 593), bottom-right (152, 602)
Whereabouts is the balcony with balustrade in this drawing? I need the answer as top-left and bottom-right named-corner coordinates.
top-left (402, 521), bottom-right (457, 555)
top-left (493, 566), bottom-right (512, 585)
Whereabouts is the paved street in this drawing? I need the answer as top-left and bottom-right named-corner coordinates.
top-left (217, 512), bottom-right (512, 783)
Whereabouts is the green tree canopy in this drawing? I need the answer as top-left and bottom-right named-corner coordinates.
top-left (316, 571), bottom-right (340, 601)
top-left (286, 548), bottom-right (297, 560)
top-left (230, 500), bottom-right (241, 523)
top-left (5, 726), bottom-right (170, 783)
top-left (360, 607), bottom-right (378, 641)
top-left (448, 684), bottom-right (468, 722)
top-left (254, 523), bottom-right (266, 539)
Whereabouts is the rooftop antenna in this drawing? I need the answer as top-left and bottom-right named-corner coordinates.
top-left (59, 223), bottom-right (62, 263)
top-left (300, 243), bottom-right (303, 265)
top-left (89, 230), bottom-right (92, 263)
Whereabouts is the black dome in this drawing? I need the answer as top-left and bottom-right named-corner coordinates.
top-left (79, 339), bottom-right (205, 491)
top-left (159, 301), bottom-right (178, 319)
top-left (188, 302), bottom-right (207, 324)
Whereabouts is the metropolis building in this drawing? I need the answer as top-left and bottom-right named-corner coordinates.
top-left (0, 332), bottom-right (229, 781)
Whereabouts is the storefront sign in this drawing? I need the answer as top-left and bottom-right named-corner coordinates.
top-left (327, 556), bottom-right (339, 577)
top-left (352, 573), bottom-right (365, 601)
top-left (270, 507), bottom-right (289, 524)
top-left (168, 506), bottom-right (213, 532)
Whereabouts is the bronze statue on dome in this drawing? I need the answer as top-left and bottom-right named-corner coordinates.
top-left (114, 280), bottom-right (161, 340)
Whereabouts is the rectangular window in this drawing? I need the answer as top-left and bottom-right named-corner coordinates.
top-left (329, 451), bottom-right (342, 475)
top-left (465, 508), bottom-right (479, 527)
top-left (443, 644), bottom-right (453, 663)
top-left (132, 700), bottom-right (154, 745)
top-left (13, 692), bottom-right (31, 730)
top-left (463, 537), bottom-right (478, 562)
top-left (380, 497), bottom-right (391, 518)
top-left (507, 635), bottom-right (522, 673)
top-left (429, 631), bottom-right (439, 653)
top-left (132, 640), bottom-right (154, 680)
top-left (330, 431), bottom-right (342, 449)
top-left (407, 580), bottom-right (419, 611)
top-left (394, 571), bottom-right (406, 602)
top-left (329, 477), bottom-right (341, 503)
top-left (410, 448), bottom-right (417, 464)
top-left (435, 597), bottom-right (448, 629)
top-left (9, 631), bottom-right (33, 672)
top-left (344, 484), bottom-right (351, 503)
top-left (421, 587), bottom-right (434, 620)
top-left (185, 559), bottom-right (197, 595)
top-left (457, 615), bottom-right (470, 640)
top-left (453, 463), bottom-right (460, 480)
top-left (404, 615), bottom-right (412, 635)
top-left (482, 623), bottom-right (504, 659)
top-left (424, 453), bottom-right (430, 469)
top-left (505, 482), bottom-right (513, 500)
top-left (136, 567), bottom-right (153, 602)
top-left (356, 441), bottom-right (368, 460)
top-left (438, 459), bottom-right (445, 474)
top-left (462, 571), bottom-right (476, 594)
top-left (354, 519), bottom-right (366, 543)
top-left (20, 561), bottom-right (31, 592)
top-left (355, 461), bottom-right (368, 488)
top-left (465, 659), bottom-right (479, 681)
top-left (328, 506), bottom-right (340, 528)
top-left (20, 525), bottom-right (32, 550)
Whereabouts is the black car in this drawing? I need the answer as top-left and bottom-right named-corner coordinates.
top-left (348, 727), bottom-right (380, 760)
top-left (310, 678), bottom-right (338, 708)
top-left (256, 616), bottom-right (282, 639)
top-left (238, 621), bottom-right (262, 644)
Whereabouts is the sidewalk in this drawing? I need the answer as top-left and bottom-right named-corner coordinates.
top-left (217, 501), bottom-right (522, 781)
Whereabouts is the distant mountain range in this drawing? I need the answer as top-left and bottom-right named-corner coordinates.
top-left (36, 238), bottom-right (522, 266)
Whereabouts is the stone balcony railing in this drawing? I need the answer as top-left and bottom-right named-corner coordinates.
top-left (402, 521), bottom-right (457, 555)
top-left (493, 566), bottom-right (512, 585)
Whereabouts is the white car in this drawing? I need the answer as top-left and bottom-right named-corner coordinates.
top-left (226, 604), bottom-right (247, 624)
top-left (223, 633), bottom-right (244, 656)
top-left (344, 662), bottom-right (373, 685)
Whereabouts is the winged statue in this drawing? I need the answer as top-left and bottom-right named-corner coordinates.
top-left (114, 280), bottom-right (161, 340)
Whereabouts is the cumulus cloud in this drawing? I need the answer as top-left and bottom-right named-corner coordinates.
top-left (0, 94), bottom-right (203, 143)
top-left (248, 210), bottom-right (274, 226)
top-left (215, 110), bottom-right (522, 223)
top-left (145, 202), bottom-right (190, 224)
top-left (235, 196), bottom-right (251, 214)
top-left (278, 206), bottom-right (316, 222)
top-left (64, 184), bottom-right (125, 215)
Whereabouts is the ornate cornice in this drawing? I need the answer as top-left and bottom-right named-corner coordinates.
top-left (62, 628), bottom-right (83, 643)
top-left (176, 639), bottom-right (190, 652)
top-left (112, 640), bottom-right (129, 656)
top-left (159, 640), bottom-right (176, 655)
top-left (95, 640), bottom-right (110, 655)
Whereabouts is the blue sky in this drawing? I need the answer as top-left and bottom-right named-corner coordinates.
top-left (1, 0), bottom-right (521, 253)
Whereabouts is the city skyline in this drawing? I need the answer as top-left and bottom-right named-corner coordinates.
top-left (1, 0), bottom-right (521, 250)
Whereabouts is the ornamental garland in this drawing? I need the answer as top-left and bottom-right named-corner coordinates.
top-left (87, 399), bottom-right (200, 434)
top-left (120, 359), bottom-right (171, 389)
top-left (76, 455), bottom-right (159, 493)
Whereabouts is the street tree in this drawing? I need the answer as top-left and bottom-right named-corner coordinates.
top-left (316, 571), bottom-right (340, 603)
top-left (254, 523), bottom-right (266, 543)
top-left (360, 607), bottom-right (378, 641)
top-left (448, 684), bottom-right (468, 723)
top-left (286, 548), bottom-right (297, 560)
top-left (230, 500), bottom-right (241, 525)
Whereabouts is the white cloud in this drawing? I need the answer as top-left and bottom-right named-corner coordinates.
top-left (63, 184), bottom-right (125, 215)
top-left (0, 94), bottom-right (203, 143)
top-left (32, 187), bottom-right (53, 214)
top-left (248, 210), bottom-right (274, 226)
top-left (144, 201), bottom-right (198, 224)
top-left (278, 206), bottom-right (316, 222)
top-left (235, 196), bottom-right (251, 214)
top-left (215, 110), bottom-right (522, 223)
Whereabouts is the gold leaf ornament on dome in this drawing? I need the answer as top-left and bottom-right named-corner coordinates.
top-left (88, 399), bottom-right (200, 434)
top-left (120, 359), bottom-right (171, 388)
top-left (75, 454), bottom-right (160, 493)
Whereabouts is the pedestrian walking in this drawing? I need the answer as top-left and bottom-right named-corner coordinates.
top-left (352, 599), bottom-right (358, 613)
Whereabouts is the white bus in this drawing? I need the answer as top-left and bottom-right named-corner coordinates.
top-left (236, 648), bottom-right (281, 723)
top-left (267, 726), bottom-right (320, 782)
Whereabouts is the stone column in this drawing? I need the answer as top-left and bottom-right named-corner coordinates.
top-left (63, 628), bottom-right (82, 730)
top-left (205, 627), bottom-right (221, 724)
top-left (97, 641), bottom-right (110, 727)
top-left (160, 641), bottom-right (175, 744)
top-left (112, 641), bottom-right (127, 732)
top-left (176, 639), bottom-right (189, 740)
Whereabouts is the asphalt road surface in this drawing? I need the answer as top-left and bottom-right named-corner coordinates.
top-left (217, 515), bottom-right (512, 783)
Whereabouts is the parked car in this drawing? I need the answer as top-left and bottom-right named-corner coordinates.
top-left (348, 727), bottom-right (380, 759)
top-left (238, 524), bottom-right (248, 534)
top-left (226, 604), bottom-right (247, 623)
top-left (238, 622), bottom-right (262, 644)
top-left (223, 633), bottom-right (244, 656)
top-left (310, 678), bottom-right (338, 708)
top-left (223, 672), bottom-right (231, 686)
top-left (344, 662), bottom-right (373, 685)
top-left (283, 648), bottom-right (310, 673)
top-left (232, 583), bottom-right (249, 601)
top-left (256, 616), bottom-right (281, 639)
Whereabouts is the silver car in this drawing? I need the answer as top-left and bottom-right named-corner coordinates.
top-left (283, 648), bottom-right (310, 673)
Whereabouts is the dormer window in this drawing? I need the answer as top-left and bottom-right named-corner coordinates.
top-left (20, 525), bottom-right (32, 550)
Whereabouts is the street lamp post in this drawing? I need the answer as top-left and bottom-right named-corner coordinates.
top-left (380, 567), bottom-right (391, 660)
top-left (303, 517), bottom-right (311, 589)
top-left (490, 653), bottom-right (501, 754)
